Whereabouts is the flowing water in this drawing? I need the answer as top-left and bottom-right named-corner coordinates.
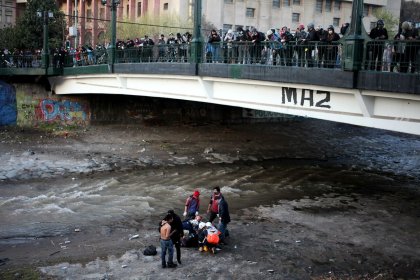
top-left (0, 121), bottom-right (420, 243)
top-left (1, 155), bottom-right (419, 243)
top-left (1, 121), bottom-right (420, 278)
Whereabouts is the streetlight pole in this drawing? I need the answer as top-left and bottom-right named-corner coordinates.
top-left (101, 0), bottom-right (119, 72)
top-left (342, 0), bottom-right (368, 71)
top-left (38, 10), bottom-right (53, 71)
top-left (75, 0), bottom-right (78, 49)
top-left (191, 0), bottom-right (203, 65)
top-left (42, 11), bottom-right (49, 70)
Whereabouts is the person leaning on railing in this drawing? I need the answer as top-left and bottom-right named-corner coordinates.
top-left (325, 25), bottom-right (340, 69)
top-left (250, 27), bottom-right (265, 64)
top-left (207, 29), bottom-right (221, 63)
top-left (279, 26), bottom-right (294, 67)
top-left (224, 29), bottom-right (236, 64)
top-left (235, 27), bottom-right (250, 65)
top-left (367, 20), bottom-right (388, 71)
top-left (394, 21), bottom-right (419, 73)
top-left (316, 25), bottom-right (328, 68)
top-left (302, 23), bottom-right (319, 68)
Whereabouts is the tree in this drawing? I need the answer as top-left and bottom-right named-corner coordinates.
top-left (373, 7), bottom-right (400, 38)
top-left (15, 0), bottom-right (66, 50)
top-left (0, 26), bottom-right (20, 50)
top-left (400, 0), bottom-right (420, 23)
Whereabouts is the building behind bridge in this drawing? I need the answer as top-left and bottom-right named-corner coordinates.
top-left (1, 0), bottom-right (402, 47)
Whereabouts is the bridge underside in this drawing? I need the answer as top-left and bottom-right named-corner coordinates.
top-left (49, 72), bottom-right (420, 136)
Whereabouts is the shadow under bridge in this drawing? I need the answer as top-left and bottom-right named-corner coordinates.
top-left (48, 63), bottom-right (420, 136)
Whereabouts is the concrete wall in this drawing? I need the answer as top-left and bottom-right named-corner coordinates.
top-left (0, 81), bottom-right (17, 126)
top-left (0, 81), bottom-right (91, 128)
top-left (1, 80), bottom-right (294, 129)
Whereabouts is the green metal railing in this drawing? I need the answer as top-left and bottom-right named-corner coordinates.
top-left (1, 40), bottom-right (419, 76)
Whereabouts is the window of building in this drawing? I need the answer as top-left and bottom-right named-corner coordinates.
top-left (5, 10), bottom-right (12, 23)
top-left (98, 31), bottom-right (105, 44)
top-left (363, 4), bottom-right (369, 16)
top-left (84, 32), bottom-right (92, 46)
top-left (85, 32), bottom-right (92, 46)
top-left (137, 2), bottom-right (142, 17)
top-left (273, 0), bottom-right (280, 8)
top-left (5, 0), bottom-right (14, 6)
top-left (163, 3), bottom-right (168, 10)
top-left (283, 0), bottom-right (290, 7)
top-left (334, 0), bottom-right (341, 11)
top-left (126, 4), bottom-right (129, 16)
top-left (86, 9), bottom-right (92, 22)
top-left (333, 17), bottom-right (340, 27)
top-left (100, 7), bottom-right (105, 20)
top-left (325, 0), bottom-right (332, 12)
top-left (246, 8), bottom-right (255, 18)
top-left (224, 0), bottom-right (233, 3)
top-left (0, 10), bottom-right (2, 23)
top-left (223, 24), bottom-right (233, 33)
top-left (316, 0), bottom-right (323, 13)
top-left (293, 0), bottom-right (301, 5)
top-left (292, 12), bottom-right (300, 23)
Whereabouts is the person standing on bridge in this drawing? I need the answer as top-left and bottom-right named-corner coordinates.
top-left (207, 29), bottom-right (221, 63)
top-left (367, 20), bottom-right (388, 71)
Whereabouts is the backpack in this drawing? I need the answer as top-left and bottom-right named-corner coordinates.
top-left (143, 245), bottom-right (157, 256)
top-left (207, 231), bottom-right (220, 244)
top-left (181, 232), bottom-right (198, 247)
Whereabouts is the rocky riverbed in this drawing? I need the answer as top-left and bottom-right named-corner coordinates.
top-left (0, 120), bottom-right (419, 279)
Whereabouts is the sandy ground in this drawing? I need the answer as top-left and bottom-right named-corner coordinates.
top-left (0, 121), bottom-right (420, 280)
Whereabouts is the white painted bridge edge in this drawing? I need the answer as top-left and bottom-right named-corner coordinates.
top-left (49, 74), bottom-right (420, 136)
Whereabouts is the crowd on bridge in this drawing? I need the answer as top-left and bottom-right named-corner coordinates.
top-left (1, 20), bottom-right (419, 73)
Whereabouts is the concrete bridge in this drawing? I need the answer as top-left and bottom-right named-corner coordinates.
top-left (1, 0), bottom-right (419, 135)
top-left (45, 61), bottom-right (420, 136)
top-left (1, 59), bottom-right (420, 135)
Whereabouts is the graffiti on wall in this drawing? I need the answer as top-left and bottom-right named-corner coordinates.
top-left (38, 99), bottom-right (88, 122)
top-left (16, 89), bottom-right (90, 127)
top-left (0, 81), bottom-right (17, 126)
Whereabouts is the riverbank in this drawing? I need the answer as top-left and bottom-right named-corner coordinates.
top-left (1, 120), bottom-right (419, 279)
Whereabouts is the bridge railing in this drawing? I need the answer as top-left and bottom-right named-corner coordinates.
top-left (204, 41), bottom-right (343, 68)
top-left (1, 53), bottom-right (42, 68)
top-left (59, 41), bottom-right (343, 68)
top-left (362, 39), bottom-right (420, 73)
top-left (1, 40), bottom-right (419, 76)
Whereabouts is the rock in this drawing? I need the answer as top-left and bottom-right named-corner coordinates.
top-left (129, 234), bottom-right (139, 240)
top-left (204, 147), bottom-right (214, 154)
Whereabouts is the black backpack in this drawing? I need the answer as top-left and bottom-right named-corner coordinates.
top-left (143, 245), bottom-right (157, 256)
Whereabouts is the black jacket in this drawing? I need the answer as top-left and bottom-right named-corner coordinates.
top-left (369, 27), bottom-right (388, 40)
top-left (218, 197), bottom-right (231, 224)
top-left (170, 213), bottom-right (184, 241)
